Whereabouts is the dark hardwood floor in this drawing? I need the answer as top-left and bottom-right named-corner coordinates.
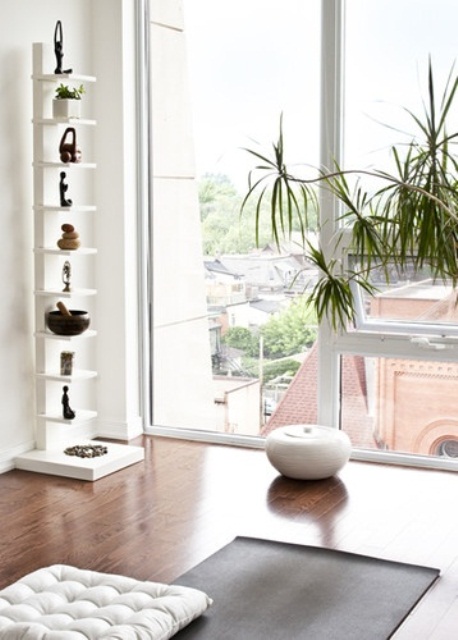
top-left (1, 435), bottom-right (457, 638)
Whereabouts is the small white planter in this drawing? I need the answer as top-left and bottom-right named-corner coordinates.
top-left (53, 99), bottom-right (81, 119)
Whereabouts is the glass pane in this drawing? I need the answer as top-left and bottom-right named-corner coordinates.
top-left (344, 0), bottom-right (458, 170)
top-left (151, 1), bottom-right (321, 436)
top-left (344, 1), bottom-right (458, 334)
top-left (341, 354), bottom-right (458, 458)
top-left (368, 279), bottom-right (458, 326)
top-left (184, 0), bottom-right (321, 190)
top-left (348, 257), bottom-right (458, 328)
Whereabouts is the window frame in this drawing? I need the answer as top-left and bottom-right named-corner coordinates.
top-left (138, 0), bottom-right (458, 470)
top-left (318, 0), bottom-right (458, 471)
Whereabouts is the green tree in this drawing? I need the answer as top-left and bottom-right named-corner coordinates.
top-left (262, 359), bottom-right (301, 384)
top-left (199, 173), bottom-right (307, 254)
top-left (222, 327), bottom-right (259, 357)
top-left (199, 173), bottom-right (238, 221)
top-left (261, 297), bottom-right (317, 358)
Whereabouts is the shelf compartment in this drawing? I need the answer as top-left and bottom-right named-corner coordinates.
top-left (35, 330), bottom-right (97, 341)
top-left (35, 247), bottom-right (97, 255)
top-left (36, 369), bottom-right (97, 382)
top-left (34, 288), bottom-right (97, 297)
top-left (33, 118), bottom-right (97, 126)
top-left (37, 409), bottom-right (97, 424)
top-left (33, 73), bottom-right (96, 83)
top-left (34, 161), bottom-right (97, 169)
top-left (34, 205), bottom-right (97, 212)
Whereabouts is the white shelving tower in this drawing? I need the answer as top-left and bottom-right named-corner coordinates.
top-left (15, 43), bottom-right (143, 480)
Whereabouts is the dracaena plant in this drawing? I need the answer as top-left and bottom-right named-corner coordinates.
top-left (241, 63), bottom-right (458, 330)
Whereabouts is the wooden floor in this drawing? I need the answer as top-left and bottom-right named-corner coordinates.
top-left (1, 436), bottom-right (457, 639)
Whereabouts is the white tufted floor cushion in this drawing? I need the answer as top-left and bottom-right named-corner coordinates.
top-left (0, 565), bottom-right (212, 639)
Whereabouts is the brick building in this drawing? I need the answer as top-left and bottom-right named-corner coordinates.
top-left (264, 286), bottom-right (458, 458)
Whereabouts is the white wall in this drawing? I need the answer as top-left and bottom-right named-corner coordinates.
top-left (0, 1), bottom-right (142, 472)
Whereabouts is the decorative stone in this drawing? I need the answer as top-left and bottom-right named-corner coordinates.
top-left (58, 239), bottom-right (81, 250)
top-left (57, 223), bottom-right (80, 250)
top-left (265, 424), bottom-right (352, 480)
top-left (64, 444), bottom-right (108, 458)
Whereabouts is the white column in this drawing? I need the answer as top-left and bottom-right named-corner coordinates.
top-left (92, 0), bottom-right (143, 439)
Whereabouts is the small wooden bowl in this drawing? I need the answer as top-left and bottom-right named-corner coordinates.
top-left (46, 310), bottom-right (90, 336)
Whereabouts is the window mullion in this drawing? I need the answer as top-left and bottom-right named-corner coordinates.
top-left (317, 0), bottom-right (344, 427)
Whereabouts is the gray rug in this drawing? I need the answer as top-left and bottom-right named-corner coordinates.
top-left (173, 537), bottom-right (439, 639)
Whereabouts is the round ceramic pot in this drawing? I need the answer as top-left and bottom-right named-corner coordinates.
top-left (265, 424), bottom-right (352, 480)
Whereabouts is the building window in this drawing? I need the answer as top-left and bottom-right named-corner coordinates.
top-left (436, 440), bottom-right (458, 458)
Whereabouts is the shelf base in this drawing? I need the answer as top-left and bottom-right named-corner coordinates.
top-left (14, 440), bottom-right (144, 481)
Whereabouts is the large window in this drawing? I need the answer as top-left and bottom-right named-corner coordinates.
top-left (146, 0), bottom-right (458, 469)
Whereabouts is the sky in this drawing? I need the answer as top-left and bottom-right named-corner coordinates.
top-left (183, 0), bottom-right (458, 190)
top-left (183, 0), bottom-right (321, 190)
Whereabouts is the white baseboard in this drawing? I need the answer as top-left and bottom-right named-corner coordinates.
top-left (0, 440), bottom-right (36, 474)
top-left (95, 417), bottom-right (144, 441)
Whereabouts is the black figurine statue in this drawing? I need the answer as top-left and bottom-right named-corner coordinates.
top-left (62, 385), bottom-right (76, 420)
top-left (59, 172), bottom-right (72, 207)
top-left (54, 20), bottom-right (72, 75)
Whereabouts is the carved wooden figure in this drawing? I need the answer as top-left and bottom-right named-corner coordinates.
top-left (62, 385), bottom-right (76, 420)
top-left (59, 128), bottom-right (82, 164)
top-left (54, 20), bottom-right (72, 75)
top-left (59, 171), bottom-right (72, 207)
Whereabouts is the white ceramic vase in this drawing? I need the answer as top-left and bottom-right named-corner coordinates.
top-left (52, 99), bottom-right (81, 119)
top-left (265, 424), bottom-right (352, 480)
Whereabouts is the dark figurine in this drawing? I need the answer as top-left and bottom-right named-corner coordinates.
top-left (54, 20), bottom-right (72, 75)
top-left (59, 171), bottom-right (72, 207)
top-left (59, 127), bottom-right (82, 164)
top-left (62, 260), bottom-right (71, 292)
top-left (62, 385), bottom-right (76, 420)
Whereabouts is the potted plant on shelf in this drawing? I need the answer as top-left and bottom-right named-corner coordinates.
top-left (241, 63), bottom-right (458, 330)
top-left (52, 83), bottom-right (85, 119)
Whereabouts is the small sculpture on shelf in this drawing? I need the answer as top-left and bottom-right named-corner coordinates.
top-left (53, 20), bottom-right (72, 75)
top-left (59, 127), bottom-right (82, 164)
top-left (57, 223), bottom-right (80, 250)
top-left (62, 385), bottom-right (76, 420)
top-left (59, 171), bottom-right (72, 207)
top-left (62, 260), bottom-right (72, 292)
top-left (60, 351), bottom-right (75, 376)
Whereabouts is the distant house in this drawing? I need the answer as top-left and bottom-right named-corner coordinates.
top-left (205, 254), bottom-right (293, 331)
top-left (204, 258), bottom-right (246, 306)
top-left (218, 250), bottom-right (316, 295)
top-left (248, 297), bottom-right (285, 326)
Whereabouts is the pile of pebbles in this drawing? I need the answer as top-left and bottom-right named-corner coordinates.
top-left (57, 223), bottom-right (81, 250)
top-left (64, 444), bottom-right (108, 458)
